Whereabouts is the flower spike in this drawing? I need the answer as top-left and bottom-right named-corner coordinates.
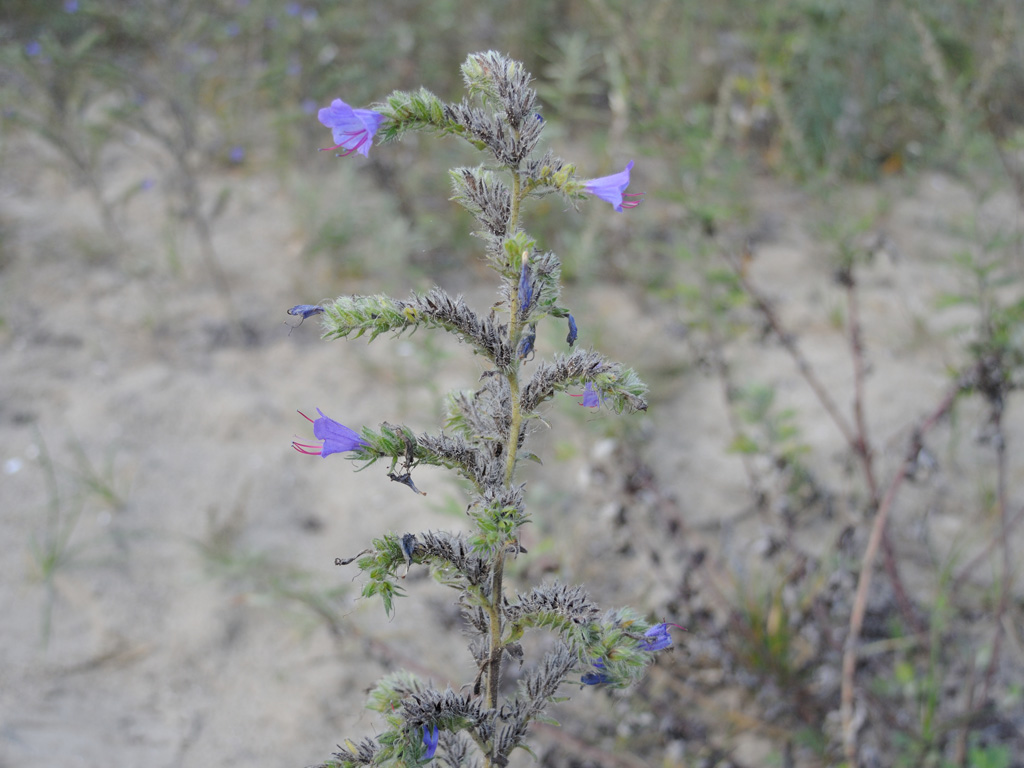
top-left (317, 99), bottom-right (385, 158)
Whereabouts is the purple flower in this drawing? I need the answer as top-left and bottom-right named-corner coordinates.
top-left (422, 723), bottom-right (439, 760)
top-left (292, 409), bottom-right (367, 457)
top-left (571, 382), bottom-right (601, 408)
top-left (583, 161), bottom-right (644, 212)
top-left (286, 304), bottom-right (324, 319)
top-left (400, 533), bottom-right (418, 563)
top-left (388, 469), bottom-right (427, 496)
top-left (64, 0), bottom-right (79, 12)
top-left (517, 323), bottom-right (537, 362)
top-left (286, 304), bottom-right (324, 329)
top-left (317, 99), bottom-right (385, 158)
top-left (583, 622), bottom-right (684, 685)
top-left (566, 314), bottom-right (577, 347)
top-left (581, 659), bottom-right (610, 685)
top-left (228, 145), bottom-right (245, 164)
top-left (637, 622), bottom-right (685, 651)
top-left (517, 255), bottom-right (534, 318)
top-left (25, 40), bottom-right (41, 57)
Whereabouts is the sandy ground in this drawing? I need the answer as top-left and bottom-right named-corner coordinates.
top-left (2, 134), bottom-right (1022, 768)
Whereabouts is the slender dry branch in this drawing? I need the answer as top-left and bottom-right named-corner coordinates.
top-left (981, 409), bottom-right (1011, 702)
top-left (845, 276), bottom-right (922, 631)
top-left (725, 249), bottom-right (858, 448)
top-left (840, 378), bottom-right (966, 765)
top-left (952, 504), bottom-right (1024, 592)
top-left (728, 249), bottom-right (921, 629)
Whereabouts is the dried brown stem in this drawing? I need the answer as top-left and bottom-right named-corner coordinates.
top-left (840, 380), bottom-right (964, 765)
top-left (846, 278), bottom-right (922, 631)
top-left (980, 410), bottom-right (1011, 703)
top-left (952, 503), bottom-right (1024, 592)
top-left (728, 250), bottom-right (858, 448)
top-left (728, 249), bottom-right (921, 633)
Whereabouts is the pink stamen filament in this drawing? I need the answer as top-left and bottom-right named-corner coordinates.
top-left (622, 191), bottom-right (644, 209)
top-left (293, 411), bottom-right (322, 454)
top-left (317, 129), bottom-right (369, 156)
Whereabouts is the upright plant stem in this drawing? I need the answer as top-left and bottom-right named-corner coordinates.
top-left (484, 171), bottom-right (526, 766)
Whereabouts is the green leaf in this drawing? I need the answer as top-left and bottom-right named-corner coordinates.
top-left (728, 434), bottom-right (760, 454)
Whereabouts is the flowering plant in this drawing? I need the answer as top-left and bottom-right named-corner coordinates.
top-left (293, 52), bottom-right (670, 768)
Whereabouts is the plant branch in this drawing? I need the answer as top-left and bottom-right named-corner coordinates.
top-left (980, 406), bottom-right (1011, 703)
top-left (725, 249), bottom-right (858, 447)
top-left (844, 274), bottom-right (921, 632)
top-left (840, 376), bottom-right (966, 765)
top-left (484, 170), bottom-right (527, 768)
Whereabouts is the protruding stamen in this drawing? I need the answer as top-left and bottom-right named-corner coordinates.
top-left (622, 192), bottom-right (645, 209)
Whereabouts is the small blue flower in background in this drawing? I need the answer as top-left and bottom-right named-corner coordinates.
top-left (571, 382), bottom-right (601, 408)
top-left (581, 659), bottom-right (610, 685)
top-left (422, 723), bottom-right (439, 760)
top-left (583, 161), bottom-right (644, 212)
top-left (566, 314), bottom-right (577, 347)
top-left (517, 255), bottom-right (533, 317)
top-left (140, 178), bottom-right (156, 191)
top-left (517, 323), bottom-right (537, 362)
top-left (25, 40), bottom-right (41, 57)
top-left (64, 0), bottom-right (79, 12)
top-left (301, 98), bottom-right (317, 115)
top-left (287, 304), bottom-right (324, 320)
top-left (286, 304), bottom-right (324, 329)
top-left (317, 98), bottom-right (385, 158)
top-left (400, 533), bottom-right (418, 563)
top-left (285, 1), bottom-right (301, 15)
top-left (637, 622), bottom-right (685, 651)
top-left (582, 622), bottom-right (684, 685)
top-left (228, 145), bottom-right (245, 164)
top-left (225, 21), bottom-right (241, 38)
top-left (293, 409), bottom-right (368, 458)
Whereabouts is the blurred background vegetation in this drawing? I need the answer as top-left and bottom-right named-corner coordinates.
top-left (4, 0), bottom-right (1022, 289)
top-left (3, 1), bottom-right (1023, 767)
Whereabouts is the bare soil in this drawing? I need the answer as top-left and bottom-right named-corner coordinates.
top-left (2, 138), bottom-right (1022, 767)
